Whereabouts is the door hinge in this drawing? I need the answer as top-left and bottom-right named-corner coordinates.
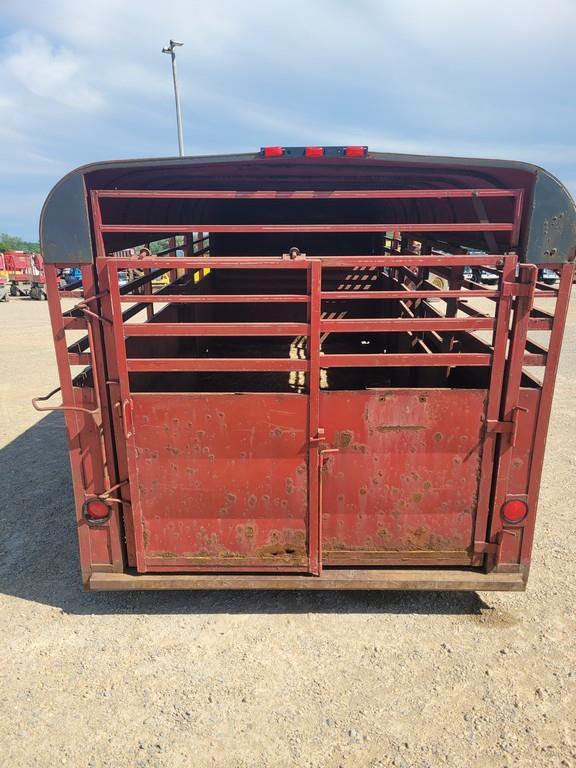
top-left (500, 282), bottom-right (533, 298)
top-left (486, 405), bottom-right (528, 448)
top-left (474, 529), bottom-right (517, 563)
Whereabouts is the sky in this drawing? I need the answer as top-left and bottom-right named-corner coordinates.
top-left (1, 0), bottom-right (575, 241)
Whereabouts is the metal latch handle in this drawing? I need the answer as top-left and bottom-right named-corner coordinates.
top-left (32, 385), bottom-right (99, 415)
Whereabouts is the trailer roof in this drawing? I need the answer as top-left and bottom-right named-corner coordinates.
top-left (40, 150), bottom-right (576, 265)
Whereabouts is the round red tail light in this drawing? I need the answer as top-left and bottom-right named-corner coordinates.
top-left (501, 499), bottom-right (528, 524)
top-left (83, 498), bottom-right (112, 524)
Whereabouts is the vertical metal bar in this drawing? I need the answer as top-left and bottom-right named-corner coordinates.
top-left (44, 266), bottom-right (93, 582)
top-left (96, 257), bottom-right (137, 567)
top-left (105, 259), bottom-right (148, 573)
top-left (473, 254), bottom-right (517, 556)
top-left (80, 264), bottom-right (124, 571)
top-left (307, 260), bottom-right (322, 575)
top-left (521, 261), bottom-right (574, 565)
top-left (511, 190), bottom-right (524, 250)
top-left (91, 190), bottom-right (137, 566)
top-left (487, 263), bottom-right (537, 563)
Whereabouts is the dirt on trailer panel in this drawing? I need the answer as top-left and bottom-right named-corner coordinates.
top-left (0, 294), bottom-right (575, 768)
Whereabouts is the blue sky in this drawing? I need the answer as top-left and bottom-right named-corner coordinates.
top-left (1, 0), bottom-right (575, 241)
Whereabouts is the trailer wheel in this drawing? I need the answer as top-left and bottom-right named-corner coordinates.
top-left (9, 284), bottom-right (18, 297)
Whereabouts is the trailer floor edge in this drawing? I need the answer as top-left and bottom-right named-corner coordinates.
top-left (88, 568), bottom-right (527, 592)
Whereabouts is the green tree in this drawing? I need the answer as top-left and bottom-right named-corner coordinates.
top-left (0, 233), bottom-right (40, 252)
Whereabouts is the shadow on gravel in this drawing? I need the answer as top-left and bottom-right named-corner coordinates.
top-left (0, 412), bottom-right (489, 616)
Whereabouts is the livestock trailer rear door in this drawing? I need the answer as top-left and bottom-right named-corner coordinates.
top-left (100, 257), bottom-right (323, 574)
top-left (316, 253), bottom-right (535, 568)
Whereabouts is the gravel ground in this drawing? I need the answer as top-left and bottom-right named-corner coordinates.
top-left (0, 295), bottom-right (575, 768)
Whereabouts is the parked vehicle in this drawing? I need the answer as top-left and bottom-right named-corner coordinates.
top-left (2, 250), bottom-right (47, 299)
top-left (538, 268), bottom-right (557, 286)
top-left (464, 265), bottom-right (499, 285)
top-left (36, 148), bottom-right (575, 592)
top-left (0, 253), bottom-right (9, 302)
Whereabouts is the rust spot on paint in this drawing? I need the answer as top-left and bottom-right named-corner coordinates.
top-left (434, 432), bottom-right (443, 442)
top-left (248, 494), bottom-right (257, 508)
top-left (412, 493), bottom-right (423, 503)
top-left (376, 425), bottom-right (425, 432)
top-left (226, 493), bottom-right (237, 504)
top-left (285, 478), bottom-right (294, 494)
top-left (256, 544), bottom-right (304, 559)
top-left (272, 427), bottom-right (283, 437)
top-left (423, 481), bottom-right (432, 490)
top-left (418, 394), bottom-right (428, 403)
top-left (336, 430), bottom-right (353, 449)
top-left (359, 486), bottom-right (367, 496)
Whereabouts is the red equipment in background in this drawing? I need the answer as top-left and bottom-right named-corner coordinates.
top-left (2, 250), bottom-right (47, 300)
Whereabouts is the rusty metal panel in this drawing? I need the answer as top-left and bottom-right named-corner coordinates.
top-left (129, 393), bottom-right (311, 572)
top-left (319, 390), bottom-right (487, 562)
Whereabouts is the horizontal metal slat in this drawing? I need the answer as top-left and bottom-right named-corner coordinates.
top-left (61, 317), bottom-right (88, 331)
top-left (320, 353), bottom-right (492, 367)
top-left (95, 188), bottom-right (522, 200)
top-left (126, 358), bottom-right (310, 372)
top-left (320, 318), bottom-right (495, 333)
top-left (321, 289), bottom-right (500, 300)
top-left (124, 322), bottom-right (309, 337)
top-left (528, 318), bottom-right (553, 331)
top-left (119, 293), bottom-right (309, 304)
top-left (105, 254), bottom-right (512, 270)
top-left (523, 354), bottom-right (547, 366)
top-left (68, 352), bottom-right (91, 366)
top-left (101, 223), bottom-right (515, 234)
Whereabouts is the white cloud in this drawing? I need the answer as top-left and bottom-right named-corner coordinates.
top-left (2, 31), bottom-right (104, 111)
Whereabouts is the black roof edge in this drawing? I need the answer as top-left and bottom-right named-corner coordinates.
top-left (40, 150), bottom-right (576, 265)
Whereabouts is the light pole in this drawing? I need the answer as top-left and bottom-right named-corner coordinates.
top-left (162, 39), bottom-right (185, 156)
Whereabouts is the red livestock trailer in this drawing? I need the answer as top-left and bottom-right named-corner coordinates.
top-left (36, 148), bottom-right (574, 592)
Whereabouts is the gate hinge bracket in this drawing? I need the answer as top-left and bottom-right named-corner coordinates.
top-left (486, 405), bottom-right (528, 447)
top-left (474, 540), bottom-right (498, 554)
top-left (474, 529), bottom-right (517, 563)
top-left (501, 282), bottom-right (533, 298)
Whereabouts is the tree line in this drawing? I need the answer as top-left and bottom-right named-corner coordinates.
top-left (0, 233), bottom-right (40, 253)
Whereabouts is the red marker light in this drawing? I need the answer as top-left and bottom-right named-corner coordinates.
top-left (501, 499), bottom-right (528, 524)
top-left (84, 498), bottom-right (112, 524)
top-left (262, 146), bottom-right (284, 157)
top-left (345, 146), bottom-right (367, 157)
top-left (305, 146), bottom-right (324, 157)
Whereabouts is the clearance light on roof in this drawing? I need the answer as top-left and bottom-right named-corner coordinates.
top-left (501, 498), bottom-right (528, 525)
top-left (260, 146), bottom-right (368, 158)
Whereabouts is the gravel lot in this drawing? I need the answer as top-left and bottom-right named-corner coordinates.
top-left (0, 294), bottom-right (575, 768)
